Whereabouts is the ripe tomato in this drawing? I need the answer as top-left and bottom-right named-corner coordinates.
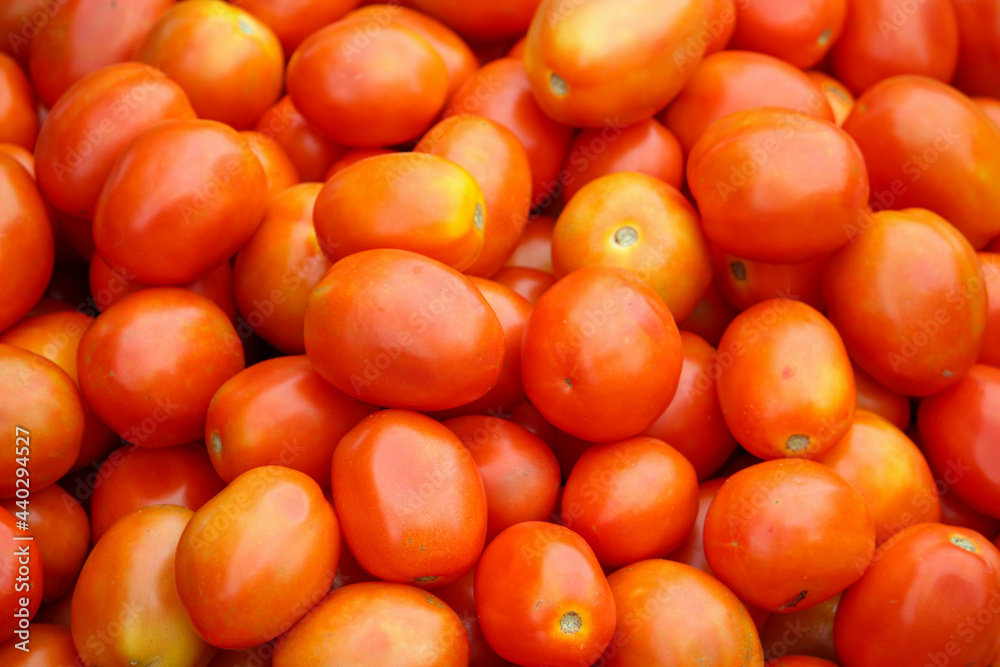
top-left (325, 147), bottom-right (395, 179)
top-left (232, 0), bottom-right (359, 53)
top-left (979, 254), bottom-right (1000, 366)
top-left (175, 466), bottom-right (340, 648)
top-left (409, 0), bottom-right (540, 41)
top-left (712, 249), bottom-right (828, 313)
top-left (552, 172), bottom-right (712, 321)
top-left (303, 249), bottom-right (504, 411)
top-left (0, 53), bottom-right (36, 150)
top-left (0, 508), bottom-right (41, 643)
top-left (506, 215), bottom-right (556, 273)
top-left (953, 0), bottom-right (1000, 97)
top-left (521, 265), bottom-right (684, 443)
top-left (0, 0), bottom-right (46, 67)
top-left (0, 623), bottom-right (79, 663)
top-left (663, 51), bottom-right (835, 154)
top-left (475, 521), bottom-right (615, 667)
top-left (240, 131), bottom-right (299, 200)
top-left (523, 0), bottom-right (708, 127)
top-left (939, 491), bottom-right (1000, 540)
top-left (253, 96), bottom-right (346, 183)
top-left (679, 281), bottom-right (739, 347)
top-left (332, 410), bottom-right (487, 588)
top-left (766, 658), bottom-right (837, 667)
top-left (562, 437), bottom-right (698, 567)
top-left (831, 0), bottom-right (958, 94)
top-left (758, 594), bottom-right (840, 663)
top-left (668, 477), bottom-right (726, 572)
top-left (844, 76), bottom-right (1000, 249)
top-left (273, 582), bottom-right (469, 667)
top-left (704, 459), bottom-right (876, 613)
top-left (491, 266), bottom-right (556, 304)
top-left (641, 332), bottom-right (738, 479)
top-left (72, 505), bottom-right (216, 667)
top-left (77, 288), bottom-right (245, 449)
top-left (805, 71), bottom-right (855, 125)
top-left (603, 559), bottom-right (764, 667)
top-left (206, 355), bottom-right (375, 487)
top-left (0, 143), bottom-right (33, 175)
top-left (688, 108), bottom-right (868, 263)
top-left (136, 0), bottom-right (284, 130)
top-left (834, 523), bottom-right (1000, 666)
top-left (729, 0), bottom-right (846, 69)
top-left (852, 363), bottom-right (910, 430)
top-left (433, 569), bottom-right (508, 667)
top-left (716, 299), bottom-right (855, 460)
top-left (88, 442), bottom-right (226, 543)
top-left (701, 0), bottom-right (737, 55)
top-left (822, 208), bottom-right (986, 396)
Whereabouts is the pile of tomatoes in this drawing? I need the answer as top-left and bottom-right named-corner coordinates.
top-left (3, 0), bottom-right (1000, 665)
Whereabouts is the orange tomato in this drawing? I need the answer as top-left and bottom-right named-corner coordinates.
top-left (679, 280), bottom-right (738, 347)
top-left (0, 623), bottom-right (80, 663)
top-left (852, 364), bottom-right (911, 430)
top-left (491, 266), bottom-right (556, 304)
top-left (729, 0), bottom-right (846, 69)
top-left (0, 53), bottom-right (36, 150)
top-left (231, 0), bottom-right (359, 53)
top-left (0, 0), bottom-right (47, 67)
top-left (979, 253), bottom-right (1000, 366)
top-left (434, 569), bottom-right (509, 666)
top-left (953, 0), bottom-right (1000, 97)
top-left (701, 0), bottom-right (738, 55)
top-left (325, 147), bottom-right (395, 179)
top-left (758, 594), bottom-right (840, 663)
top-left (506, 214), bottom-right (556, 273)
top-left (240, 131), bottom-right (299, 200)
top-left (253, 96), bottom-right (346, 183)
top-left (409, 0), bottom-right (541, 41)
top-left (805, 70), bottom-right (855, 125)
top-left (712, 249), bottom-right (828, 313)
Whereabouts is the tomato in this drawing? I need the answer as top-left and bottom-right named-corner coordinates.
top-left (712, 249), bottom-right (828, 313)
top-left (325, 147), bottom-right (395, 179)
top-left (88, 443), bottom-right (225, 543)
top-left (953, 0), bottom-right (1000, 97)
top-left (977, 96), bottom-right (1000, 128)
top-left (491, 266), bottom-right (556, 304)
top-left (688, 108), bottom-right (868, 263)
top-left (641, 332), bottom-right (738, 479)
top-left (0, 623), bottom-right (80, 664)
top-left (939, 491), bottom-right (1000, 540)
top-left (206, 355), bottom-right (375, 487)
top-left (77, 288), bottom-right (244, 449)
top-left (603, 559), bottom-right (764, 667)
top-left (704, 459), bottom-right (876, 613)
top-left (286, 19), bottom-right (448, 147)
top-left (844, 76), bottom-right (1000, 249)
top-left (0, 154), bottom-right (54, 333)
top-left (475, 521), bottom-right (615, 666)
top-left (562, 437), bottom-right (698, 567)
top-left (443, 58), bottom-right (574, 208)
top-left (332, 410), bottom-right (487, 588)
top-left (0, 485), bottom-right (87, 602)
top-left (409, 0), bottom-right (540, 41)
top-left (136, 0), bottom-right (283, 130)
top-left (273, 582), bottom-right (469, 666)
top-left (433, 569), bottom-right (509, 667)
top-left (175, 466), bottom-right (339, 648)
top-left (852, 363), bottom-right (910, 430)
top-left (758, 594), bottom-right (840, 663)
top-left (701, 0), bottom-right (737, 55)
top-left (415, 115), bottom-right (532, 277)
top-left (552, 172), bottom-right (712, 321)
top-left (834, 523), bottom-right (1000, 666)
top-left (240, 131), bottom-right (299, 200)
top-left (0, 345), bottom-right (84, 498)
top-left (92, 119), bottom-right (267, 285)
top-left (831, 0), bottom-right (958, 94)
top-left (662, 51), bottom-right (835, 154)
top-left (765, 658), bottom-right (837, 667)
top-left (505, 215), bottom-right (556, 273)
top-left (207, 645), bottom-right (274, 667)
top-left (521, 265), bottom-right (684, 443)
top-left (523, 0), bottom-right (707, 127)
top-left (668, 477), bottom-right (725, 572)
top-left (231, 0), bottom-right (359, 53)
top-left (716, 299), bottom-right (855, 460)
top-left (805, 71), bottom-right (855, 126)
top-left (27, 0), bottom-right (174, 108)
top-left (0, 143), bottom-right (33, 175)
top-left (561, 118), bottom-right (684, 204)
top-left (509, 401), bottom-right (560, 447)
top-left (253, 96), bottom-right (346, 183)
top-left (679, 281), bottom-right (739, 347)
top-left (822, 208), bottom-right (986, 396)
top-left (729, 0), bottom-right (846, 69)
top-left (0, 509), bottom-right (41, 643)
top-left (0, 0), bottom-right (47, 66)
top-left (304, 249), bottom-right (504, 411)
top-left (0, 53), bottom-right (36, 150)
top-left (918, 365), bottom-right (1000, 519)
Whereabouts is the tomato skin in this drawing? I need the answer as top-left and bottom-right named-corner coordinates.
top-left (325, 147), bottom-right (395, 179)
top-left (688, 108), bottom-right (868, 264)
top-left (253, 96), bottom-right (346, 183)
top-left (679, 280), bottom-right (738, 347)
top-left (953, 0), bottom-right (1000, 97)
top-left (304, 249), bottom-right (504, 411)
top-left (231, 0), bottom-right (359, 53)
top-left (704, 459), bottom-right (876, 613)
top-left (77, 288), bottom-right (245, 449)
top-left (716, 299), bottom-right (856, 460)
top-left (701, 0), bottom-right (737, 55)
top-left (175, 467), bottom-right (340, 649)
top-left (662, 51), bottom-right (835, 154)
top-left (410, 0), bottom-right (540, 41)
top-left (821, 208), bottom-right (986, 396)
top-left (843, 76), bottom-right (1000, 249)
top-left (552, 172), bottom-right (712, 321)
top-left (765, 658), bottom-right (837, 667)
top-left (287, 20), bottom-right (448, 147)
top-left (668, 477), bottom-right (725, 573)
top-left (521, 265), bottom-right (684, 443)
top-left (834, 523), bottom-right (1000, 667)
top-left (978, 96), bottom-right (1000, 129)
top-left (0, 53), bottom-right (36, 150)
top-left (641, 332), bottom-right (738, 480)
top-left (0, 142), bottom-right (33, 175)
top-left (506, 215), bottom-right (556, 273)
top-left (72, 505), bottom-right (217, 667)
top-left (939, 491), bottom-right (1000, 540)
top-left (433, 569), bottom-right (509, 667)
top-left (713, 249), bottom-right (828, 313)
top-left (89, 443), bottom-right (225, 543)
top-left (415, 115), bottom-right (532, 277)
top-left (523, 0), bottom-right (707, 127)
top-left (491, 266), bottom-right (555, 304)
top-left (0, 623), bottom-right (81, 664)
top-left (852, 363), bottom-right (910, 430)
top-left (273, 582), bottom-right (469, 667)
top-left (205, 355), bottom-right (375, 488)
top-left (0, 0), bottom-right (47, 67)
top-left (805, 71), bottom-right (855, 126)
top-left (475, 521), bottom-right (615, 667)
top-left (240, 131), bottom-right (299, 200)
top-left (758, 594), bottom-right (840, 663)
top-left (729, 0), bottom-right (846, 69)
top-left (332, 410), bottom-right (487, 588)
top-left (831, 0), bottom-right (958, 94)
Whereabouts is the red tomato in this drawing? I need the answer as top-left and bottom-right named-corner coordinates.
top-left (758, 594), bottom-right (840, 663)
top-left (729, 0), bottom-right (846, 69)
top-left (0, 623), bottom-right (80, 664)
top-left (688, 108), bottom-right (868, 263)
top-left (766, 658), bottom-right (837, 667)
top-left (668, 477), bottom-right (726, 573)
top-left (679, 280), bottom-right (739, 347)
top-left (253, 96), bottom-right (346, 183)
top-left (834, 523), bottom-right (1000, 666)
top-left (0, 0), bottom-right (47, 66)
top-left (805, 71), bottom-right (856, 126)
top-left (704, 459), bottom-right (876, 613)
top-left (521, 265), bottom-right (684, 443)
top-left (303, 249), bottom-right (504, 411)
top-left (325, 147), bottom-right (395, 179)
top-left (0, 53), bottom-right (36, 150)
top-left (332, 410), bottom-right (487, 588)
top-left (853, 363), bottom-right (911, 430)
top-left (175, 466), bottom-right (340, 648)
top-left (491, 266), bottom-right (556, 304)
top-left (716, 299), bottom-right (855, 460)
top-left (976, 96), bottom-right (1000, 128)
top-left (208, 645), bottom-right (274, 667)
top-left (505, 215), bottom-right (556, 273)
top-left (0, 143), bottom-right (33, 175)
top-left (240, 131), bottom-right (299, 200)
top-left (953, 0), bottom-right (1000, 97)
top-left (231, 0), bottom-right (359, 53)
top-left (701, 0), bottom-right (738, 55)
top-left (831, 0), bottom-right (958, 94)
top-left (822, 208), bottom-right (986, 396)
top-left (77, 288), bottom-right (244, 449)
top-left (434, 569), bottom-right (509, 666)
top-left (88, 442), bottom-right (226, 543)
top-left (603, 559), bottom-right (764, 666)
top-left (273, 582), bottom-right (469, 666)
top-left (409, 0), bottom-right (540, 41)
top-left (0, 508), bottom-right (41, 643)
top-left (475, 521), bottom-right (615, 666)
top-left (712, 249), bottom-right (828, 313)
top-left (939, 491), bottom-right (1000, 540)
top-left (205, 355), bottom-right (375, 487)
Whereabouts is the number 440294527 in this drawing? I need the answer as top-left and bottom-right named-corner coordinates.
top-left (13, 426), bottom-right (29, 523)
